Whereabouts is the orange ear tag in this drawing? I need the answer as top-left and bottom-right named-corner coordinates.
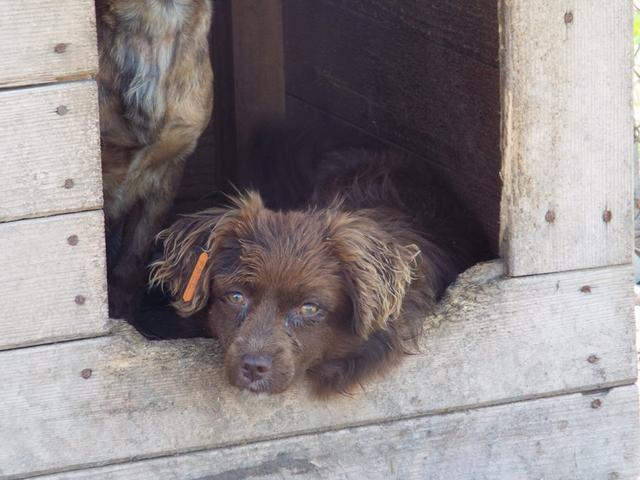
top-left (182, 252), bottom-right (209, 302)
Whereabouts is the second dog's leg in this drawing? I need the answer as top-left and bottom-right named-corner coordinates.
top-left (108, 136), bottom-right (198, 319)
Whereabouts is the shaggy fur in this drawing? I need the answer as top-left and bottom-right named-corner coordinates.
top-left (148, 150), bottom-right (490, 396)
top-left (96, 0), bottom-right (214, 319)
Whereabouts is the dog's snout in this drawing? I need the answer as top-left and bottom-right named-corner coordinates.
top-left (241, 354), bottom-right (273, 382)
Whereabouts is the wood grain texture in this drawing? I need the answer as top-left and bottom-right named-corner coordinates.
top-left (0, 211), bottom-right (108, 351)
top-left (230, 0), bottom-right (286, 187)
top-left (0, 0), bottom-right (98, 88)
top-left (283, 0), bottom-right (501, 251)
top-left (0, 262), bottom-right (635, 478)
top-left (0, 81), bottom-right (102, 222)
top-left (43, 385), bottom-right (640, 480)
top-left (500, 0), bottom-right (634, 275)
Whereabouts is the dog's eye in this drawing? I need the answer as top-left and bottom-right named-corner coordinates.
top-left (286, 303), bottom-right (322, 329)
top-left (299, 303), bottom-right (319, 316)
top-left (225, 291), bottom-right (246, 306)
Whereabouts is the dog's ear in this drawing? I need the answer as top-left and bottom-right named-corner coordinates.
top-left (149, 192), bottom-right (264, 316)
top-left (329, 212), bottom-right (419, 338)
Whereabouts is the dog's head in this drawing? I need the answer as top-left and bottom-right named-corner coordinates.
top-left (150, 192), bottom-right (418, 394)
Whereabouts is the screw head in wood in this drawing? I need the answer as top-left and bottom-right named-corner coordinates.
top-left (80, 368), bottom-right (92, 380)
top-left (63, 178), bottom-right (74, 189)
top-left (591, 399), bottom-right (602, 409)
top-left (54, 43), bottom-right (68, 53)
top-left (602, 210), bottom-right (612, 223)
top-left (564, 12), bottom-right (573, 24)
top-left (56, 105), bottom-right (69, 116)
top-left (545, 210), bottom-right (556, 223)
top-left (67, 235), bottom-right (79, 246)
top-left (580, 286), bottom-right (592, 294)
top-left (75, 295), bottom-right (86, 305)
top-left (587, 355), bottom-right (599, 364)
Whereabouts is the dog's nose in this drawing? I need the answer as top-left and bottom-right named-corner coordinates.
top-left (241, 354), bottom-right (273, 382)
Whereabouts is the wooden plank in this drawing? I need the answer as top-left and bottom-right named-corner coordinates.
top-left (500, 0), bottom-right (634, 275)
top-left (0, 0), bottom-right (98, 88)
top-left (43, 385), bottom-right (640, 480)
top-left (230, 0), bottom-right (286, 187)
top-left (0, 262), bottom-right (635, 478)
top-left (0, 81), bottom-right (102, 222)
top-left (283, 0), bottom-right (501, 252)
top-left (0, 211), bottom-right (108, 351)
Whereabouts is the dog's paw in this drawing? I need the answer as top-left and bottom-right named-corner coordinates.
top-left (307, 358), bottom-right (353, 397)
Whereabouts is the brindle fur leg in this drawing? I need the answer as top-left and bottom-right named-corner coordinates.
top-left (96, 0), bottom-right (213, 319)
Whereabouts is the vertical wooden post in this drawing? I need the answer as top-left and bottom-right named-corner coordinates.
top-left (228, 0), bottom-right (286, 187)
top-left (500, 0), bottom-right (633, 276)
top-left (210, 0), bottom-right (239, 191)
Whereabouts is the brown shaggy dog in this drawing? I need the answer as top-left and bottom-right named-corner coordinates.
top-left (96, 0), bottom-right (213, 318)
top-left (149, 150), bottom-right (489, 396)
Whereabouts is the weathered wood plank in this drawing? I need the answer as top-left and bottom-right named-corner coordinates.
top-left (230, 0), bottom-right (286, 187)
top-left (0, 211), bottom-right (108, 351)
top-left (0, 262), bottom-right (635, 478)
top-left (43, 385), bottom-right (640, 480)
top-left (500, 0), bottom-right (633, 275)
top-left (0, 0), bottom-right (98, 88)
top-left (284, 0), bottom-right (501, 251)
top-left (0, 81), bottom-right (102, 222)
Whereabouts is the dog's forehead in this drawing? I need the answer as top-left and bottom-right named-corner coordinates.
top-left (234, 209), bottom-right (340, 286)
top-left (243, 209), bottom-right (327, 252)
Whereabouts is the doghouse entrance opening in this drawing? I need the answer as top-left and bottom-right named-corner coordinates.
top-left (176, 0), bottom-right (501, 256)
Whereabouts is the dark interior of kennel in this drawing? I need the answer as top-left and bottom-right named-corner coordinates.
top-left (177, 0), bottom-right (501, 254)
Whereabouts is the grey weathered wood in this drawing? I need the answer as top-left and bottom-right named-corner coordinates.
top-left (500, 0), bottom-right (633, 275)
top-left (284, 0), bottom-right (501, 251)
top-left (0, 262), bottom-right (635, 478)
top-left (0, 0), bottom-right (98, 88)
top-left (0, 81), bottom-right (102, 222)
top-left (0, 211), bottom-right (108, 351)
top-left (230, 0), bottom-right (286, 187)
top-left (43, 385), bottom-right (640, 480)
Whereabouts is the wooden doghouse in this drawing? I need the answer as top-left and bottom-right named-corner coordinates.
top-left (0, 1), bottom-right (637, 478)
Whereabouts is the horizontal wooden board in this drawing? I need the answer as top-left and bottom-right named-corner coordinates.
top-left (43, 385), bottom-right (640, 480)
top-left (0, 262), bottom-right (635, 478)
top-left (0, 211), bottom-right (109, 350)
top-left (500, 0), bottom-right (633, 275)
top-left (0, 0), bottom-right (98, 88)
top-left (0, 81), bottom-right (102, 222)
top-left (284, 0), bottom-right (501, 251)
